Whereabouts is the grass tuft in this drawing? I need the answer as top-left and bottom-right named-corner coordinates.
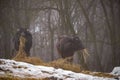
top-left (0, 75), bottom-right (49, 80)
top-left (11, 36), bottom-right (116, 78)
top-left (46, 58), bottom-right (83, 73)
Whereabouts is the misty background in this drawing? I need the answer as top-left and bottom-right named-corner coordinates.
top-left (0, 0), bottom-right (120, 72)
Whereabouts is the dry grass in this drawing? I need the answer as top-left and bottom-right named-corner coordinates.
top-left (12, 36), bottom-right (83, 72)
top-left (13, 36), bottom-right (44, 65)
top-left (13, 57), bottom-right (117, 78)
top-left (13, 56), bottom-right (44, 65)
top-left (0, 75), bottom-right (49, 80)
top-left (13, 56), bottom-right (83, 72)
top-left (45, 58), bottom-right (83, 73)
top-left (13, 36), bottom-right (27, 60)
top-left (11, 36), bottom-right (116, 78)
top-left (12, 35), bottom-right (27, 63)
top-left (12, 51), bottom-right (116, 78)
top-left (82, 70), bottom-right (117, 78)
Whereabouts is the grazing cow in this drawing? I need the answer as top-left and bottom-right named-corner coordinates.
top-left (56, 35), bottom-right (89, 62)
top-left (13, 28), bottom-right (32, 56)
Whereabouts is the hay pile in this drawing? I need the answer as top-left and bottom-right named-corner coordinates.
top-left (13, 36), bottom-right (27, 60)
top-left (12, 35), bottom-right (82, 72)
top-left (0, 75), bottom-right (50, 80)
top-left (12, 36), bottom-right (44, 65)
top-left (46, 57), bottom-right (83, 73)
top-left (12, 36), bottom-right (116, 78)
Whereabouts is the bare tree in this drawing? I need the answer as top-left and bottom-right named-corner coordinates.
top-left (0, 0), bottom-right (120, 72)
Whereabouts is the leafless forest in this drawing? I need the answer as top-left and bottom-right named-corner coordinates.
top-left (0, 0), bottom-right (120, 72)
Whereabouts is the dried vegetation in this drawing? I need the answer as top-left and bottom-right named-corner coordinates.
top-left (4, 36), bottom-right (115, 80)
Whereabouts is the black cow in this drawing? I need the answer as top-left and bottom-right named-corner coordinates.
top-left (13, 28), bottom-right (32, 56)
top-left (56, 35), bottom-right (89, 62)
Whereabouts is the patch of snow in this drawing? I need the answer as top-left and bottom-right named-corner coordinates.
top-left (0, 59), bottom-right (118, 80)
top-left (111, 66), bottom-right (120, 79)
top-left (0, 72), bottom-right (5, 75)
top-left (111, 67), bottom-right (120, 75)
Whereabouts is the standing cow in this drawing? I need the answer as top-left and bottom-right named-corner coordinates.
top-left (13, 28), bottom-right (32, 56)
top-left (56, 35), bottom-right (89, 62)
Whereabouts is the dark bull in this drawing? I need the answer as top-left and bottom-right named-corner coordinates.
top-left (13, 28), bottom-right (32, 56)
top-left (56, 35), bottom-right (89, 62)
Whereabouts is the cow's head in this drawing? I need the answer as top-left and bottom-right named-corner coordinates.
top-left (56, 35), bottom-right (89, 62)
